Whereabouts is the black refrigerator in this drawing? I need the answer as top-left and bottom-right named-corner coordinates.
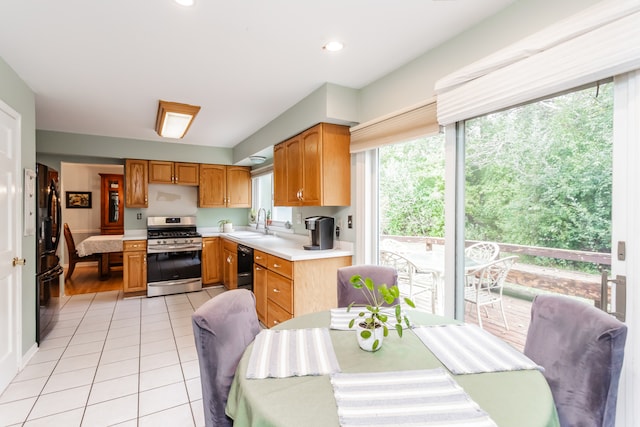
top-left (35, 163), bottom-right (63, 344)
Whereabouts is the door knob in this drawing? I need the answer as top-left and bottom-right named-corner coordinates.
top-left (12, 257), bottom-right (26, 266)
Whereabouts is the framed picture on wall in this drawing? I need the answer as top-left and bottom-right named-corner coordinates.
top-left (66, 191), bottom-right (92, 209)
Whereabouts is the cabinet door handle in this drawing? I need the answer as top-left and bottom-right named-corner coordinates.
top-left (273, 320), bottom-right (279, 325)
top-left (143, 255), bottom-right (147, 264)
top-left (272, 288), bottom-right (281, 293)
top-left (256, 266), bottom-right (262, 271)
top-left (256, 256), bottom-right (263, 260)
top-left (227, 256), bottom-right (231, 263)
top-left (273, 263), bottom-right (281, 268)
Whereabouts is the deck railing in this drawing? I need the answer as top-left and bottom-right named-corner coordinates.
top-left (381, 235), bottom-right (610, 305)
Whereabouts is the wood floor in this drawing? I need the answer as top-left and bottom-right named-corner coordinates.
top-left (60, 263), bottom-right (124, 295)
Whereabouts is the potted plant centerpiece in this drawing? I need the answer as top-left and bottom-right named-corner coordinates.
top-left (347, 274), bottom-right (415, 352)
top-left (218, 219), bottom-right (233, 233)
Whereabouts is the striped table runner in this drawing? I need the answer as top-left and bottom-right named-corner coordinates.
top-left (246, 328), bottom-right (340, 379)
top-left (330, 368), bottom-right (497, 427)
top-left (330, 307), bottom-right (409, 331)
top-left (413, 324), bottom-right (540, 375)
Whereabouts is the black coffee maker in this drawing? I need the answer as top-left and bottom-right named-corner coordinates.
top-left (303, 216), bottom-right (334, 250)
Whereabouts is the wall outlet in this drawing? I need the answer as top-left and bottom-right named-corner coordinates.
top-left (296, 213), bottom-right (302, 224)
top-left (137, 213), bottom-right (142, 220)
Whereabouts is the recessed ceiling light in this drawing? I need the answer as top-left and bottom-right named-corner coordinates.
top-left (323, 41), bottom-right (344, 52)
top-left (174, 0), bottom-right (195, 7)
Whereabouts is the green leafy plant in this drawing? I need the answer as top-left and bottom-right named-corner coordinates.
top-left (218, 219), bottom-right (231, 230)
top-left (347, 274), bottom-right (415, 351)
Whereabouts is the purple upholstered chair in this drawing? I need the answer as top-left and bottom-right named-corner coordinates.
top-left (192, 289), bottom-right (261, 427)
top-left (337, 265), bottom-right (398, 308)
top-left (524, 294), bottom-right (627, 427)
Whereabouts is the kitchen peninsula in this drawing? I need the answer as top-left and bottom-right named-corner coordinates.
top-left (206, 230), bottom-right (353, 327)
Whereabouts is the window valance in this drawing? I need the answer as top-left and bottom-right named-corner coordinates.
top-left (436, 0), bottom-right (640, 125)
top-left (350, 99), bottom-right (440, 153)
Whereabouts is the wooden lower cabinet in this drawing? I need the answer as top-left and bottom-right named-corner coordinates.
top-left (222, 239), bottom-right (238, 290)
top-left (253, 251), bottom-right (268, 324)
top-left (202, 237), bottom-right (222, 285)
top-left (254, 249), bottom-right (351, 328)
top-left (123, 240), bottom-right (147, 295)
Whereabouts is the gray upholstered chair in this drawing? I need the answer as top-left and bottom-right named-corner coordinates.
top-left (524, 294), bottom-right (627, 427)
top-left (192, 289), bottom-right (261, 427)
top-left (337, 264), bottom-right (398, 308)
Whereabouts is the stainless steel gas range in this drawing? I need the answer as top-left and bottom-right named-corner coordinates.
top-left (146, 216), bottom-right (202, 297)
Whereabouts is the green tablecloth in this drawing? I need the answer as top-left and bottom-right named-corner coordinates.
top-left (226, 311), bottom-right (560, 427)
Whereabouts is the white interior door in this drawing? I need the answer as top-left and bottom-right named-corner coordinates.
top-left (0, 100), bottom-right (22, 393)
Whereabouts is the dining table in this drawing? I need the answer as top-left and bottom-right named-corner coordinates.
top-left (226, 310), bottom-right (560, 427)
top-left (76, 234), bottom-right (124, 280)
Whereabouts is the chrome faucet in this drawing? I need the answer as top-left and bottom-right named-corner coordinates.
top-left (256, 208), bottom-right (269, 234)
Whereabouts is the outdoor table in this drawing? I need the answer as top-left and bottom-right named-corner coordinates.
top-left (226, 310), bottom-right (559, 427)
top-left (76, 234), bottom-right (124, 280)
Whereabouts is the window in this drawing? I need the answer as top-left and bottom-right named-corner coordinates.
top-left (251, 171), bottom-right (292, 226)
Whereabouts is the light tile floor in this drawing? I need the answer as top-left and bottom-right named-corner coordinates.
top-left (0, 286), bottom-right (227, 427)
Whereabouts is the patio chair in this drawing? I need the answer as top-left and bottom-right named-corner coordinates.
top-left (337, 265), bottom-right (398, 307)
top-left (63, 223), bottom-right (100, 280)
top-left (524, 294), bottom-right (627, 427)
top-left (465, 241), bottom-right (500, 264)
top-left (379, 250), bottom-right (437, 313)
top-left (464, 255), bottom-right (518, 330)
top-left (192, 289), bottom-right (261, 427)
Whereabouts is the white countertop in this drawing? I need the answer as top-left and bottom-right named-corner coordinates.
top-left (200, 228), bottom-right (353, 262)
top-left (123, 230), bottom-right (147, 240)
top-left (122, 227), bottom-right (353, 261)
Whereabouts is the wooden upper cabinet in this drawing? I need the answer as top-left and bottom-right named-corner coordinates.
top-left (226, 166), bottom-right (251, 208)
top-left (125, 159), bottom-right (148, 208)
top-left (174, 162), bottom-right (199, 185)
top-left (148, 160), bottom-right (173, 184)
top-left (199, 164), bottom-right (226, 207)
top-left (149, 161), bottom-right (199, 185)
top-left (274, 123), bottom-right (351, 207)
top-left (285, 135), bottom-right (303, 206)
top-left (199, 164), bottom-right (251, 208)
top-left (273, 143), bottom-right (287, 207)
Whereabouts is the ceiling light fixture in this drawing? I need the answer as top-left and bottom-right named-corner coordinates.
top-left (249, 155), bottom-right (266, 165)
top-left (155, 100), bottom-right (201, 139)
top-left (323, 41), bottom-right (344, 52)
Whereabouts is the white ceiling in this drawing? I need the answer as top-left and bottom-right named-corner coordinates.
top-left (0, 0), bottom-right (515, 151)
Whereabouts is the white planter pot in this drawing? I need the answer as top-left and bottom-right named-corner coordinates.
top-left (356, 321), bottom-right (385, 352)
top-left (223, 223), bottom-right (233, 233)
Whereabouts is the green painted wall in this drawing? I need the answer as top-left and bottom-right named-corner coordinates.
top-left (37, 130), bottom-right (233, 164)
top-left (0, 56), bottom-right (37, 356)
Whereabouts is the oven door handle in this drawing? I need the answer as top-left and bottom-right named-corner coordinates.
top-left (147, 244), bottom-right (202, 253)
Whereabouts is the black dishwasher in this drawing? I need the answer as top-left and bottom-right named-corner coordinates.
top-left (237, 244), bottom-right (254, 291)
